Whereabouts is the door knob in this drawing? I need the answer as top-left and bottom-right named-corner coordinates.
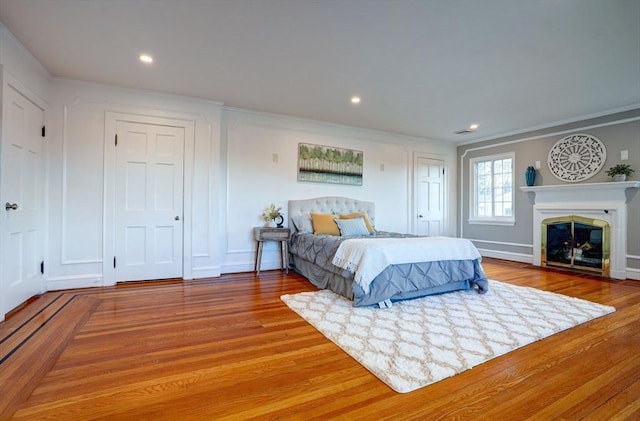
top-left (418, 214), bottom-right (424, 218)
top-left (5, 202), bottom-right (18, 211)
top-left (174, 216), bottom-right (180, 221)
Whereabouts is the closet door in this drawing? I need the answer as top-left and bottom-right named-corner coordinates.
top-left (416, 157), bottom-right (445, 236)
top-left (114, 120), bottom-right (185, 282)
top-left (1, 84), bottom-right (45, 318)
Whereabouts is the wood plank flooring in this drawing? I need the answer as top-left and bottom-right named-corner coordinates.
top-left (1, 258), bottom-right (638, 420)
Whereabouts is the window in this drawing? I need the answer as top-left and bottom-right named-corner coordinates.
top-left (469, 153), bottom-right (515, 225)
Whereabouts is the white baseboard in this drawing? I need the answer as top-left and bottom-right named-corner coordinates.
top-left (191, 266), bottom-right (221, 279)
top-left (478, 248), bottom-right (640, 281)
top-left (47, 274), bottom-right (104, 290)
top-left (44, 256), bottom-right (638, 290)
top-left (221, 259), bottom-right (285, 274)
top-left (626, 267), bottom-right (640, 280)
top-left (477, 248), bottom-right (533, 264)
top-left (220, 262), bottom-right (253, 274)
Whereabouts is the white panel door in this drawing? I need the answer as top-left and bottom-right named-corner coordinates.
top-left (416, 157), bottom-right (445, 236)
top-left (1, 85), bottom-right (44, 316)
top-left (115, 121), bottom-right (184, 282)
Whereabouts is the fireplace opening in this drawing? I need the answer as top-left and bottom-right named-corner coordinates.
top-left (541, 215), bottom-right (610, 276)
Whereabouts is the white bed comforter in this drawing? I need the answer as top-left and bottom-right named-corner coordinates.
top-left (332, 236), bottom-right (482, 294)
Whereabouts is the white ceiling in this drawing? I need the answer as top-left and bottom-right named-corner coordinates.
top-left (0, 0), bottom-right (638, 143)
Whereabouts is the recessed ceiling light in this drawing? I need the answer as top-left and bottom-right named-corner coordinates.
top-left (139, 54), bottom-right (153, 64)
top-left (469, 123), bottom-right (479, 130)
top-left (350, 96), bottom-right (361, 105)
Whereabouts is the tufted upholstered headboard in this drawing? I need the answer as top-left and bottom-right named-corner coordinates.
top-left (287, 196), bottom-right (375, 234)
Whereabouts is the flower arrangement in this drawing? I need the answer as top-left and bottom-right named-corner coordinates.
top-left (261, 203), bottom-right (282, 222)
top-left (605, 163), bottom-right (634, 179)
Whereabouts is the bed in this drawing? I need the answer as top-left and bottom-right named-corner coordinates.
top-left (288, 196), bottom-right (488, 307)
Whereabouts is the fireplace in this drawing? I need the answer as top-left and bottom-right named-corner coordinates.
top-left (521, 181), bottom-right (639, 280)
top-left (541, 215), bottom-right (610, 276)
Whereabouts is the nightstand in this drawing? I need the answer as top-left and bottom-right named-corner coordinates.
top-left (253, 227), bottom-right (291, 275)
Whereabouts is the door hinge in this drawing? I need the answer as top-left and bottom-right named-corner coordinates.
top-left (115, 134), bottom-right (118, 146)
top-left (442, 168), bottom-right (445, 175)
top-left (42, 126), bottom-right (45, 137)
top-left (40, 261), bottom-right (44, 274)
top-left (113, 256), bottom-right (117, 268)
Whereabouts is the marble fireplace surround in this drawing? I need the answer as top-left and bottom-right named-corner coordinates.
top-left (521, 181), bottom-right (640, 279)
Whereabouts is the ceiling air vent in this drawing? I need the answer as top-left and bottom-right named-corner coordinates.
top-left (454, 123), bottom-right (479, 135)
top-left (454, 129), bottom-right (474, 135)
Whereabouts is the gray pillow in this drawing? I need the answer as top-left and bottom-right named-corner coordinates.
top-left (291, 214), bottom-right (313, 233)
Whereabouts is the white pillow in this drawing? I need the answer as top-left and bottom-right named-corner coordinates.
top-left (335, 216), bottom-right (370, 237)
top-left (291, 214), bottom-right (313, 233)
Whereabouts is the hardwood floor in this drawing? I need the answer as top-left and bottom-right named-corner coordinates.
top-left (1, 258), bottom-right (639, 420)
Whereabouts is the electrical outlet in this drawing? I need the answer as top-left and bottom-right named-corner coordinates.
top-left (380, 164), bottom-right (385, 171)
top-left (535, 160), bottom-right (541, 169)
top-left (272, 153), bottom-right (279, 163)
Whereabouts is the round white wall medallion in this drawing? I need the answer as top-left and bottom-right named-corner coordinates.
top-left (547, 133), bottom-right (606, 182)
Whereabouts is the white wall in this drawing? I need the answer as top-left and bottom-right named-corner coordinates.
top-left (0, 23), bottom-right (458, 293)
top-left (0, 25), bottom-right (50, 102)
top-left (221, 109), bottom-right (457, 273)
top-left (35, 79), bottom-right (640, 286)
top-left (46, 91), bottom-right (457, 285)
top-left (46, 79), bottom-right (222, 289)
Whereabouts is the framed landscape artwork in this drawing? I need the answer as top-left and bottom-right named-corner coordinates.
top-left (297, 143), bottom-right (363, 185)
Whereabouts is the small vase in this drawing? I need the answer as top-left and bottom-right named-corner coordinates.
top-left (613, 174), bottom-right (626, 182)
top-left (525, 166), bottom-right (536, 187)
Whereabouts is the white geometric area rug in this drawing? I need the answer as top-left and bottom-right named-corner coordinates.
top-left (281, 280), bottom-right (615, 393)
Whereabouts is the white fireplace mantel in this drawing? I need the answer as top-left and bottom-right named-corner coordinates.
top-left (520, 181), bottom-right (640, 279)
top-left (521, 181), bottom-right (640, 204)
